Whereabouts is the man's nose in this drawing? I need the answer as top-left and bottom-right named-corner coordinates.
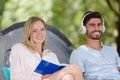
top-left (94, 25), bottom-right (99, 30)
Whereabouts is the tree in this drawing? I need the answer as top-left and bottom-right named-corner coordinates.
top-left (0, 0), bottom-right (8, 30)
top-left (0, 0), bottom-right (118, 51)
top-left (106, 0), bottom-right (120, 55)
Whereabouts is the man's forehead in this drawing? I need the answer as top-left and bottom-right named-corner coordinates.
top-left (87, 18), bottom-right (102, 23)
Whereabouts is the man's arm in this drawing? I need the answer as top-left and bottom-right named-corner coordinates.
top-left (118, 67), bottom-right (120, 72)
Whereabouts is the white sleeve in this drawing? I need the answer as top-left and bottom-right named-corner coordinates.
top-left (10, 44), bottom-right (33, 80)
top-left (42, 49), bottom-right (60, 64)
top-left (69, 50), bottom-right (85, 72)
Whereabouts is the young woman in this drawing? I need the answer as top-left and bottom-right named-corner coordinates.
top-left (10, 16), bottom-right (83, 80)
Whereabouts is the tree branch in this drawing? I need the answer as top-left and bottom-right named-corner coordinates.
top-left (106, 0), bottom-right (120, 18)
top-left (116, 0), bottom-right (120, 15)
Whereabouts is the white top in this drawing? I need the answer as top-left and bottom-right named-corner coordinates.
top-left (10, 43), bottom-right (60, 80)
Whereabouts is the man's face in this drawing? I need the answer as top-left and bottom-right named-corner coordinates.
top-left (86, 18), bottom-right (103, 40)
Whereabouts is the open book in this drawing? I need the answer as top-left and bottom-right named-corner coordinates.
top-left (34, 59), bottom-right (67, 75)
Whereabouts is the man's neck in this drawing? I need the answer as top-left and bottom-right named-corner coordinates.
top-left (85, 39), bottom-right (102, 50)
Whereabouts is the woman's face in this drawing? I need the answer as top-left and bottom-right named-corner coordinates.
top-left (31, 21), bottom-right (46, 45)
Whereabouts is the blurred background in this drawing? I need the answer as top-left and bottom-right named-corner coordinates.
top-left (0, 0), bottom-right (120, 55)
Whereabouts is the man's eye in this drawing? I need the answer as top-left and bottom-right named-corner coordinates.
top-left (98, 23), bottom-right (103, 26)
top-left (89, 24), bottom-right (95, 26)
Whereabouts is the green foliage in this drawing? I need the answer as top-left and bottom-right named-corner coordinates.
top-left (1, 0), bottom-right (52, 29)
top-left (0, 0), bottom-right (118, 49)
top-left (0, 0), bottom-right (8, 30)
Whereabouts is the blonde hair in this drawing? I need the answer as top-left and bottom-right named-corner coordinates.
top-left (23, 16), bottom-right (46, 52)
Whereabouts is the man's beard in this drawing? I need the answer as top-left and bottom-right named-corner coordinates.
top-left (86, 30), bottom-right (103, 40)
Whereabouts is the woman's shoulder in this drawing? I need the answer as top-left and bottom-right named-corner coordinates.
top-left (11, 43), bottom-right (26, 49)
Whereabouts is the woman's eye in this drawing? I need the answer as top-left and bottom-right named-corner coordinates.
top-left (41, 28), bottom-right (45, 31)
top-left (32, 30), bottom-right (37, 32)
top-left (98, 23), bottom-right (103, 26)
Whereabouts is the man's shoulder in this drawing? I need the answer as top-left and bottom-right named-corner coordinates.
top-left (103, 45), bottom-right (115, 50)
top-left (72, 45), bottom-right (86, 53)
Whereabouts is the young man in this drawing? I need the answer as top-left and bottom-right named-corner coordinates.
top-left (69, 11), bottom-right (120, 80)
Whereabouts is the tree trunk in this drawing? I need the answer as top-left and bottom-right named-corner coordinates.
top-left (116, 19), bottom-right (120, 56)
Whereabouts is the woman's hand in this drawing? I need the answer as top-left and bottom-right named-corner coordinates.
top-left (42, 74), bottom-right (51, 80)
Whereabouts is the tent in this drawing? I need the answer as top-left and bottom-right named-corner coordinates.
top-left (0, 22), bottom-right (73, 67)
top-left (0, 22), bottom-right (73, 79)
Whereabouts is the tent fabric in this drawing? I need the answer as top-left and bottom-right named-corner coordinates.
top-left (0, 22), bottom-right (73, 67)
top-left (1, 22), bottom-right (72, 47)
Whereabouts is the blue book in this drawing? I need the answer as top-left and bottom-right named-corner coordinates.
top-left (34, 59), bottom-right (66, 75)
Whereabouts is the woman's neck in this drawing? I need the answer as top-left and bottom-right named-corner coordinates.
top-left (36, 44), bottom-right (43, 57)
